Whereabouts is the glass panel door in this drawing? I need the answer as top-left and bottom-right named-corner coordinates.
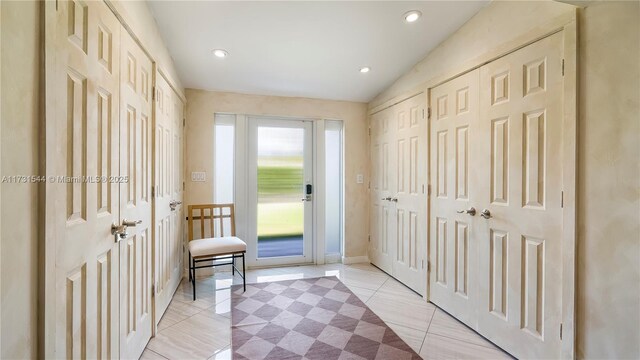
top-left (247, 118), bottom-right (313, 266)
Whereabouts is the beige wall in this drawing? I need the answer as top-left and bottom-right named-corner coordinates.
top-left (185, 89), bottom-right (369, 258)
top-left (576, 2), bottom-right (640, 358)
top-left (369, 1), bottom-right (640, 358)
top-left (0, 1), bottom-right (184, 358)
top-left (369, 1), bottom-right (576, 110)
top-left (1, 2), bottom-right (40, 358)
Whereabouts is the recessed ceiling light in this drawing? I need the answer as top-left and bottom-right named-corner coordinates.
top-left (212, 49), bottom-right (228, 58)
top-left (404, 10), bottom-right (422, 23)
top-left (360, 67), bottom-right (371, 73)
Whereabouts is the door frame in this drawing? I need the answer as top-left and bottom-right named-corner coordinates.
top-left (245, 117), bottom-right (314, 267)
top-left (217, 113), bottom-right (343, 270)
top-left (367, 10), bottom-right (577, 359)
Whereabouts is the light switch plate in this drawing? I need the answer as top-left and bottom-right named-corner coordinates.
top-left (356, 174), bottom-right (364, 184)
top-left (191, 172), bottom-right (206, 182)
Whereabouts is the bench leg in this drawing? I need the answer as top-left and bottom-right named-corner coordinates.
top-left (232, 256), bottom-right (235, 275)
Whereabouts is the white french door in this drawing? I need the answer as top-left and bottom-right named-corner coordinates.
top-left (246, 118), bottom-right (314, 267)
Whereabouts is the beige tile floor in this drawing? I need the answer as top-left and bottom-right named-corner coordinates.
top-left (142, 263), bottom-right (513, 360)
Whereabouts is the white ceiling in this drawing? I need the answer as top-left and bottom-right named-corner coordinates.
top-left (148, 1), bottom-right (488, 103)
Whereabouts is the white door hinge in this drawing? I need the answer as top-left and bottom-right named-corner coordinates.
top-left (427, 108), bottom-right (432, 120)
top-left (562, 59), bottom-right (565, 76)
top-left (183, 118), bottom-right (186, 127)
top-left (152, 283), bottom-right (156, 297)
top-left (151, 186), bottom-right (155, 198)
top-left (427, 185), bottom-right (432, 196)
top-left (152, 86), bottom-right (156, 102)
top-left (368, 235), bottom-right (371, 242)
top-left (427, 260), bottom-right (431, 272)
top-left (561, 191), bottom-right (564, 208)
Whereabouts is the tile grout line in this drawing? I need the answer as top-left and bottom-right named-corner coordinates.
top-left (144, 348), bottom-right (171, 360)
top-left (425, 331), bottom-right (508, 352)
top-left (418, 308), bottom-right (437, 354)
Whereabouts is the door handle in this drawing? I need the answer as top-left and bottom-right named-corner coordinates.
top-left (456, 207), bottom-right (476, 216)
top-left (381, 197), bottom-right (391, 201)
top-left (390, 198), bottom-right (398, 202)
top-left (169, 200), bottom-right (182, 211)
top-left (480, 209), bottom-right (492, 219)
top-left (301, 196), bottom-right (312, 202)
top-left (112, 219), bottom-right (142, 242)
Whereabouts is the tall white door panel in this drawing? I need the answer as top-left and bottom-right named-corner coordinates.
top-left (153, 73), bottom-right (184, 327)
top-left (370, 95), bottom-right (427, 295)
top-left (429, 69), bottom-right (480, 327)
top-left (48, 1), bottom-right (121, 358)
top-left (369, 106), bottom-right (395, 274)
top-left (119, 29), bottom-right (154, 360)
top-left (476, 32), bottom-right (564, 359)
top-left (391, 95), bottom-right (427, 295)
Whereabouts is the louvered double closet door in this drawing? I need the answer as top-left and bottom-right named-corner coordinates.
top-left (370, 94), bottom-right (427, 296)
top-left (47, 1), bottom-right (156, 358)
top-left (429, 32), bottom-right (564, 359)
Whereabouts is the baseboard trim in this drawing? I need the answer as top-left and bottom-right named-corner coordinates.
top-left (341, 255), bottom-right (370, 265)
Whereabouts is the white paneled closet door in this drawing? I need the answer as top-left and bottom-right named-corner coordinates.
top-left (370, 95), bottom-right (427, 295)
top-left (370, 106), bottom-right (395, 273)
top-left (476, 31), bottom-right (564, 359)
top-left (428, 32), bottom-right (564, 359)
top-left (119, 29), bottom-right (154, 360)
top-left (153, 72), bottom-right (184, 325)
top-left (429, 69), bottom-right (480, 327)
top-left (391, 95), bottom-right (427, 295)
top-left (48, 1), bottom-right (121, 358)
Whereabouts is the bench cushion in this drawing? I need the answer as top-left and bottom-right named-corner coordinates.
top-left (189, 236), bottom-right (247, 258)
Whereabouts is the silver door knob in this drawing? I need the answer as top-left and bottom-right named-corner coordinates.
top-left (169, 200), bottom-right (182, 211)
top-left (480, 209), bottom-right (491, 219)
top-left (457, 207), bottom-right (476, 216)
top-left (111, 222), bottom-right (127, 239)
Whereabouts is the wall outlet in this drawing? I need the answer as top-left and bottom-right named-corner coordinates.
top-left (191, 172), bottom-right (206, 182)
top-left (356, 174), bottom-right (364, 184)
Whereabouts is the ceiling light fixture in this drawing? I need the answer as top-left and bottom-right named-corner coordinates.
top-left (212, 49), bottom-right (228, 58)
top-left (360, 67), bottom-right (371, 73)
top-left (404, 10), bottom-right (422, 23)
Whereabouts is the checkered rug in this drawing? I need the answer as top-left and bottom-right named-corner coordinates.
top-left (230, 276), bottom-right (421, 360)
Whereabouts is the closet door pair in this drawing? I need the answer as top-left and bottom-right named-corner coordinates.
top-left (47, 1), bottom-right (153, 358)
top-left (429, 32), bottom-right (564, 359)
top-left (370, 95), bottom-right (427, 295)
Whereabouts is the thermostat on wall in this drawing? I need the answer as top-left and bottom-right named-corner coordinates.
top-left (191, 172), bottom-right (206, 182)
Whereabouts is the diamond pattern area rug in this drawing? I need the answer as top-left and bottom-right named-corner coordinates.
top-left (231, 276), bottom-right (421, 360)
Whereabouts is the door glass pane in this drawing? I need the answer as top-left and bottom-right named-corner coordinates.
top-left (257, 126), bottom-right (304, 258)
top-left (325, 121), bottom-right (342, 255)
